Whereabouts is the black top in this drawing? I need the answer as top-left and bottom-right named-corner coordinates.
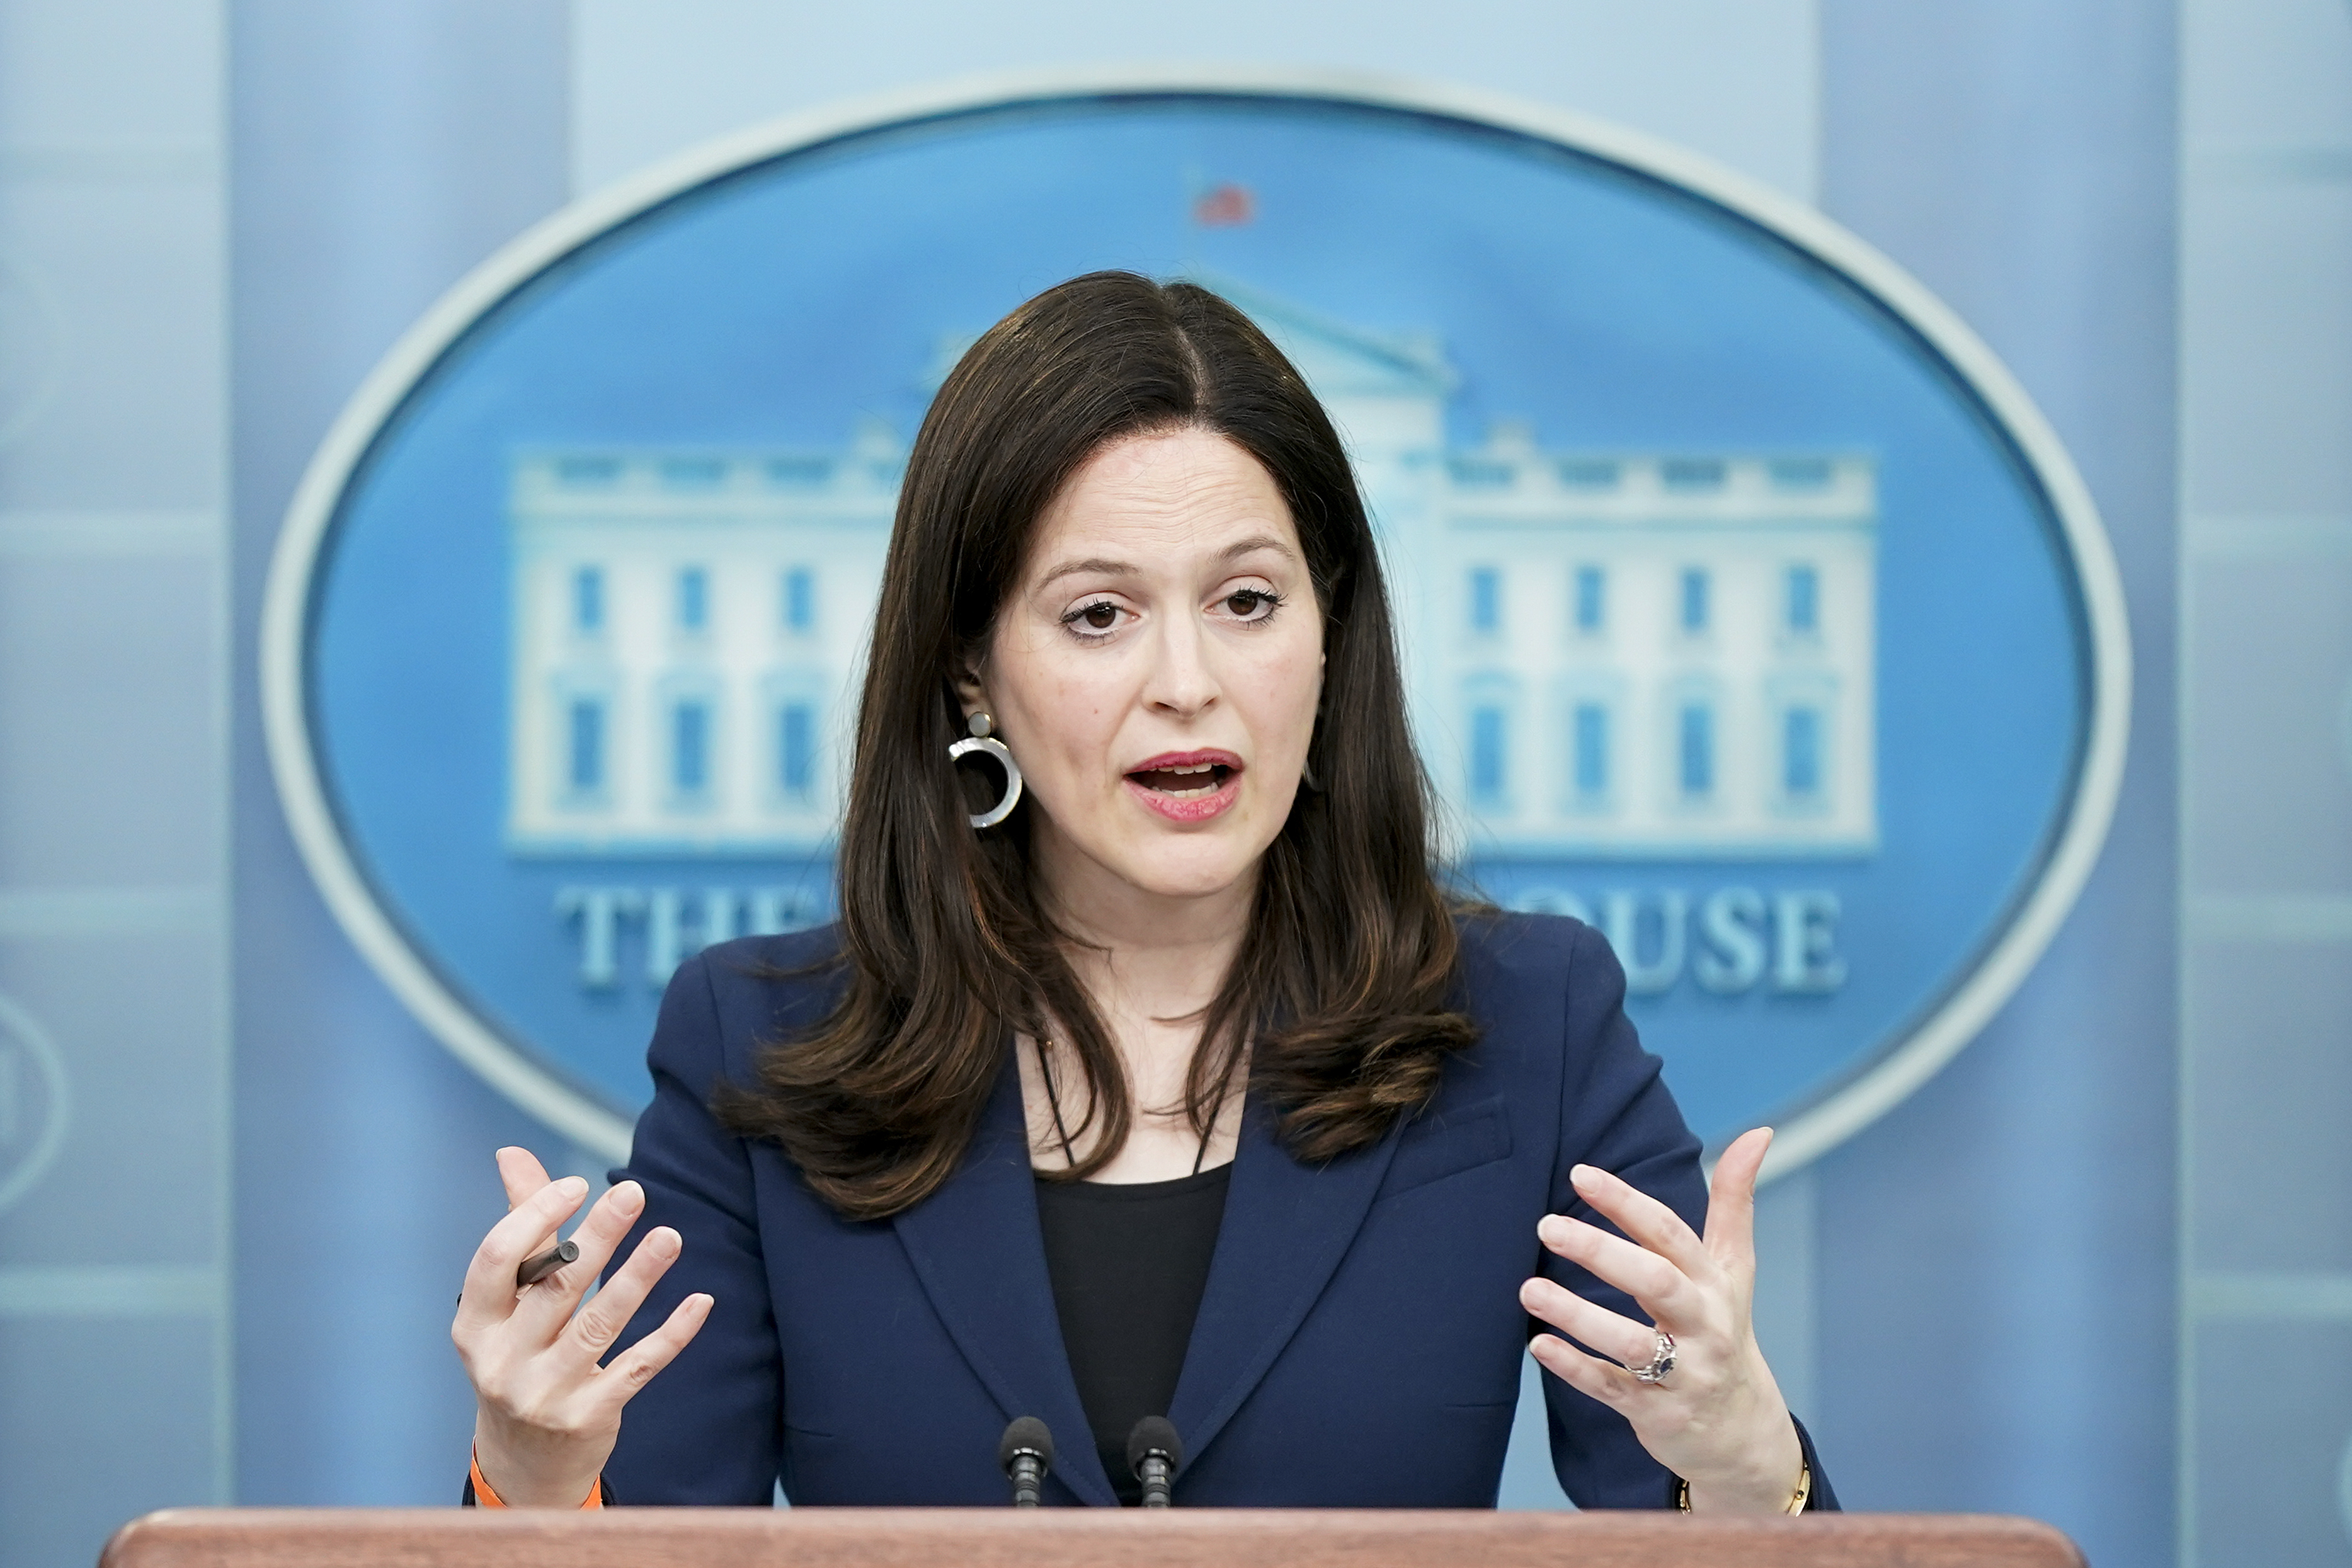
top-left (1034, 1162), bottom-right (1233, 1505)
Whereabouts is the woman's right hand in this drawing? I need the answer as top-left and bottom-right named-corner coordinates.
top-left (452, 1147), bottom-right (713, 1506)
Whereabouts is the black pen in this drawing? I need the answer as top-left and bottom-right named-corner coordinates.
top-left (516, 1238), bottom-right (579, 1288)
top-left (457, 1237), bottom-right (581, 1309)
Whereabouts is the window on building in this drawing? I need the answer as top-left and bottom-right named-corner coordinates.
top-left (1679, 568), bottom-right (1710, 633)
top-left (779, 702), bottom-right (816, 798)
top-left (1470, 705), bottom-right (1508, 805)
top-left (1786, 564), bottom-right (1820, 634)
top-left (1469, 567), bottom-right (1501, 634)
top-left (1784, 706), bottom-right (1822, 798)
top-left (1769, 457), bottom-right (1832, 491)
top-left (783, 567), bottom-right (815, 633)
top-left (1573, 565), bottom-right (1605, 632)
top-left (1678, 703), bottom-right (1715, 797)
top-left (672, 700), bottom-right (710, 795)
top-left (678, 567), bottom-right (709, 632)
top-left (572, 566), bottom-right (603, 633)
top-left (1662, 457), bottom-right (1727, 491)
top-left (554, 455), bottom-right (620, 487)
top-left (1573, 702), bottom-right (1609, 797)
top-left (767, 455), bottom-right (830, 486)
top-left (1449, 457), bottom-right (1514, 490)
top-left (566, 698), bottom-right (603, 793)
top-left (661, 456), bottom-right (726, 489)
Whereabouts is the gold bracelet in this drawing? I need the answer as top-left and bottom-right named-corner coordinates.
top-left (1675, 1463), bottom-right (1811, 1514)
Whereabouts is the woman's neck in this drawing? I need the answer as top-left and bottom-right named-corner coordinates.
top-left (1024, 827), bottom-right (1256, 1180)
top-left (1032, 827), bottom-right (1255, 1025)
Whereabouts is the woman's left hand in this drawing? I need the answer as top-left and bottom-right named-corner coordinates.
top-left (1517, 1127), bottom-right (1803, 1513)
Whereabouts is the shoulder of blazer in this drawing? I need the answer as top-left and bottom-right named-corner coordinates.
top-left (673, 914), bottom-right (1610, 1089)
top-left (1446, 909), bottom-right (1633, 1106)
top-left (1453, 907), bottom-right (1591, 984)
top-left (667, 923), bottom-right (850, 1087)
top-left (692, 924), bottom-right (847, 998)
top-left (1450, 909), bottom-right (1605, 1033)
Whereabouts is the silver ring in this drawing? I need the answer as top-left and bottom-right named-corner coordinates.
top-left (1632, 1329), bottom-right (1676, 1384)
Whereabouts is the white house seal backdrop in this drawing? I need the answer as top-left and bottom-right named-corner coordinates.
top-left (262, 71), bottom-right (2127, 1169)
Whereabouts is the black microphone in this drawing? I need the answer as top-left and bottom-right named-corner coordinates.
top-left (1126, 1416), bottom-right (1183, 1509)
top-left (998, 1416), bottom-right (1055, 1507)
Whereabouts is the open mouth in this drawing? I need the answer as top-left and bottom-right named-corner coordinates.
top-left (1126, 760), bottom-right (1236, 798)
top-left (1122, 751), bottom-right (1245, 821)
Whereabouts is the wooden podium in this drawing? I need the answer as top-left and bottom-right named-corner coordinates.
top-left (100, 1507), bottom-right (2084, 1567)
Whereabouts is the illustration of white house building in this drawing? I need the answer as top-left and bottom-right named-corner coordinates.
top-left (505, 423), bottom-right (898, 856)
top-left (506, 280), bottom-right (1877, 861)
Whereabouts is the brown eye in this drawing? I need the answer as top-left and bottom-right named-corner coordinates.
top-left (1082, 603), bottom-right (1118, 630)
top-left (1227, 589), bottom-right (1274, 618)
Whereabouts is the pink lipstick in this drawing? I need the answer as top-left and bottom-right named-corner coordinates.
top-left (1124, 749), bottom-right (1245, 823)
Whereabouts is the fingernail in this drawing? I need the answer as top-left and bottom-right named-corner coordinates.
top-left (559, 1176), bottom-right (588, 1198)
top-left (1538, 1214), bottom-right (1569, 1244)
top-left (1570, 1164), bottom-right (1602, 1191)
top-left (612, 1181), bottom-right (644, 1211)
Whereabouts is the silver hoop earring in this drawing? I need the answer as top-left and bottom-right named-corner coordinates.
top-left (949, 711), bottom-right (1024, 828)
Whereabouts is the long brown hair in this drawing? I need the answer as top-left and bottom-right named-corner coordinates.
top-left (716, 271), bottom-right (1476, 1219)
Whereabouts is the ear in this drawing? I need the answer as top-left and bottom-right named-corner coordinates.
top-left (952, 650), bottom-right (991, 730)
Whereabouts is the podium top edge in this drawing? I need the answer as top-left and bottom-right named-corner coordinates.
top-left (101, 1506), bottom-right (2085, 1568)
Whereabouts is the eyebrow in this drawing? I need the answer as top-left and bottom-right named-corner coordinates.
top-left (1032, 534), bottom-right (1299, 591)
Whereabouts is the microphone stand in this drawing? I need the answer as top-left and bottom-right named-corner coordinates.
top-left (1126, 1416), bottom-right (1183, 1509)
top-left (998, 1417), bottom-right (1056, 1508)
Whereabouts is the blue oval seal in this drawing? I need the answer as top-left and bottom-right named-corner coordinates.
top-left (263, 70), bottom-right (2128, 1171)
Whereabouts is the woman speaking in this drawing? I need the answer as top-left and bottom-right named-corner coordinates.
top-left (450, 272), bottom-right (1835, 1513)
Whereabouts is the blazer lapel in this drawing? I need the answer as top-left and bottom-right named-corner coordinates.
top-left (1165, 1098), bottom-right (1405, 1469)
top-left (892, 1055), bottom-right (1117, 1506)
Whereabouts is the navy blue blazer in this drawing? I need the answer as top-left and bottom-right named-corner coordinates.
top-left (598, 911), bottom-right (1834, 1508)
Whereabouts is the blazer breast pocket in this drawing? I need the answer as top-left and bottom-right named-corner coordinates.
top-left (1378, 1097), bottom-right (1514, 1202)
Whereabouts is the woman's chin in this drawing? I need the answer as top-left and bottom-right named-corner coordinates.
top-left (1102, 836), bottom-right (1262, 906)
top-left (1034, 796), bottom-right (1274, 908)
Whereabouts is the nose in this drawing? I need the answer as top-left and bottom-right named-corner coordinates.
top-left (1142, 605), bottom-right (1221, 720)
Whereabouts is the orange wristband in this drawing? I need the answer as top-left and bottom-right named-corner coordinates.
top-left (470, 1447), bottom-right (603, 1509)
